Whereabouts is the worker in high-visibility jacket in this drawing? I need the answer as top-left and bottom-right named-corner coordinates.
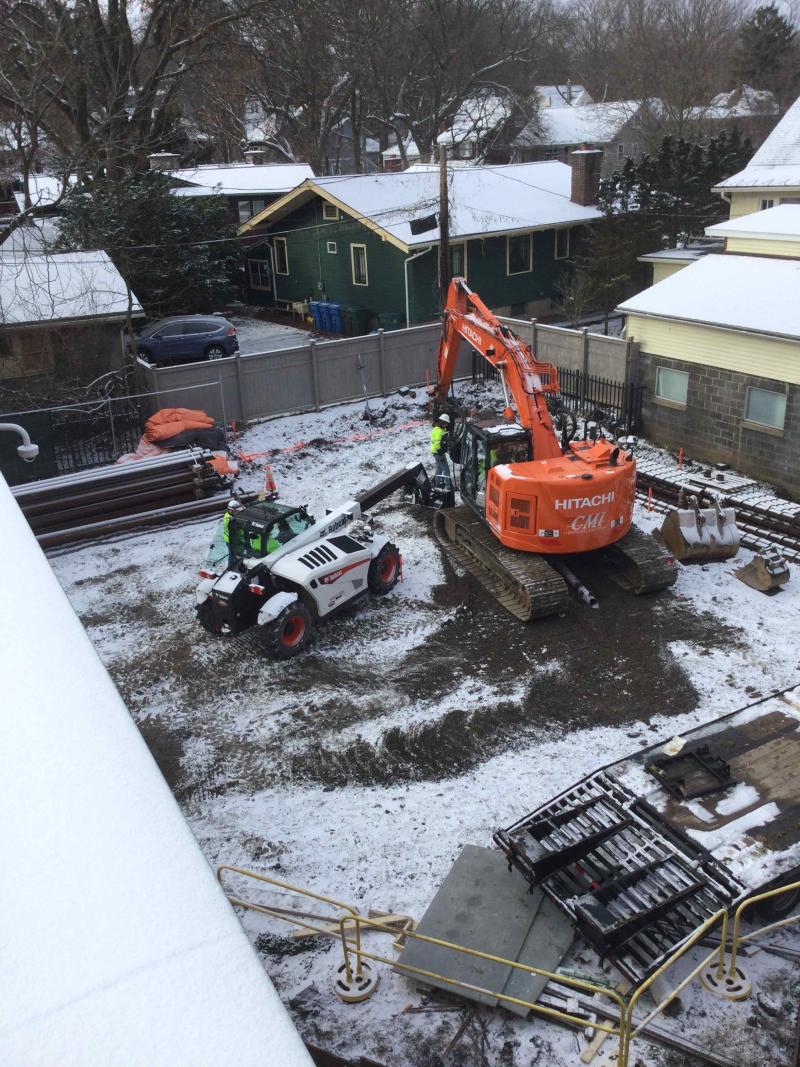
top-left (223, 499), bottom-right (244, 569)
top-left (430, 413), bottom-right (452, 488)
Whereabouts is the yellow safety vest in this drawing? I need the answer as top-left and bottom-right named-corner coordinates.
top-left (223, 512), bottom-right (232, 543)
top-left (430, 426), bottom-right (446, 454)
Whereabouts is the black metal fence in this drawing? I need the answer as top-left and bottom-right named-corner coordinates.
top-left (1, 399), bottom-right (146, 485)
top-left (556, 368), bottom-right (645, 431)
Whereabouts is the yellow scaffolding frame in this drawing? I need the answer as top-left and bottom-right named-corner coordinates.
top-left (217, 865), bottom-right (800, 1067)
top-left (217, 865), bottom-right (630, 1062)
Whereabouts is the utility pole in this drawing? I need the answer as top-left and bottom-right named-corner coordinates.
top-left (438, 132), bottom-right (450, 312)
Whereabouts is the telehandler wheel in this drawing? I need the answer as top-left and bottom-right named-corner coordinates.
top-left (263, 602), bottom-right (312, 659)
top-left (368, 542), bottom-right (401, 595)
top-left (197, 599), bottom-right (228, 635)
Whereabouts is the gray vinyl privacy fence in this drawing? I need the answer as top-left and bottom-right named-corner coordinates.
top-left (136, 320), bottom-right (639, 428)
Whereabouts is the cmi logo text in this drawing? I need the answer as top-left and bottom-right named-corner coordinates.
top-left (570, 512), bottom-right (607, 531)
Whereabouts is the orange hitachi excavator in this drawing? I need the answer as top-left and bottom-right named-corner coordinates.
top-left (430, 278), bottom-right (676, 619)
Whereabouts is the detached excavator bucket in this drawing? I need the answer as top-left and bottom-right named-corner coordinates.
top-left (735, 546), bottom-right (790, 592)
top-left (652, 495), bottom-right (740, 563)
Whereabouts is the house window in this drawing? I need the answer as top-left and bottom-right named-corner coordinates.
top-left (507, 233), bottom-right (532, 275)
top-left (759, 198), bottom-right (775, 210)
top-left (322, 202), bottom-right (339, 220)
top-left (780, 197), bottom-right (800, 205)
top-left (617, 143), bottom-right (625, 159)
top-left (654, 366), bottom-right (689, 407)
top-left (251, 199), bottom-right (265, 217)
top-left (274, 237), bottom-right (289, 275)
top-left (459, 141), bottom-right (473, 159)
top-left (327, 241), bottom-right (337, 254)
top-left (238, 200), bottom-right (252, 224)
top-left (450, 242), bottom-right (466, 279)
top-left (544, 147), bottom-right (559, 160)
top-left (351, 243), bottom-right (368, 285)
top-left (555, 228), bottom-right (570, 260)
top-left (248, 259), bottom-right (272, 291)
top-left (632, 142), bottom-right (640, 155)
top-left (744, 386), bottom-right (786, 431)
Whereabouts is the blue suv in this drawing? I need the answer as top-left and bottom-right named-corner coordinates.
top-left (132, 316), bottom-right (239, 365)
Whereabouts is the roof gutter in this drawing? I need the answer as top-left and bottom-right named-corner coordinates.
top-left (405, 246), bottom-right (433, 328)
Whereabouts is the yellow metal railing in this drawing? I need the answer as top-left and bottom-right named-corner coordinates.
top-left (217, 865), bottom-right (630, 1062)
top-left (728, 878), bottom-right (800, 977)
top-left (217, 865), bottom-right (800, 1066)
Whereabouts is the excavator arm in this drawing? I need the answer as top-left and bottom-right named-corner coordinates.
top-left (433, 278), bottom-right (563, 460)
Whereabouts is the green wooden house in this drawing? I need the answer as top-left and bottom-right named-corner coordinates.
top-left (239, 160), bottom-right (602, 327)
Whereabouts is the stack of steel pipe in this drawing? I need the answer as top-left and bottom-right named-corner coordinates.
top-left (12, 449), bottom-right (238, 548)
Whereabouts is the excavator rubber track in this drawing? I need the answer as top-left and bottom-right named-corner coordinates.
top-left (604, 524), bottom-right (678, 595)
top-left (433, 505), bottom-right (569, 621)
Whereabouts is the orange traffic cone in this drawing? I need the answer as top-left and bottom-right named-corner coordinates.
top-left (265, 465), bottom-right (277, 499)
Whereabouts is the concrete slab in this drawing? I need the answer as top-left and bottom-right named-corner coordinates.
top-left (502, 894), bottom-right (574, 1016)
top-left (395, 845), bottom-right (571, 1011)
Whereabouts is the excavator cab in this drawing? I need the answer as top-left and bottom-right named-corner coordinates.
top-left (460, 421), bottom-right (532, 513)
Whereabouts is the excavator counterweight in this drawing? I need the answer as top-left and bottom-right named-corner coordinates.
top-left (430, 279), bottom-right (676, 618)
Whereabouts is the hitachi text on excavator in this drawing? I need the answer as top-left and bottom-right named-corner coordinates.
top-left (429, 278), bottom-right (677, 619)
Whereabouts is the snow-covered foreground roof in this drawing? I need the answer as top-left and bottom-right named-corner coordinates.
top-left (716, 93), bottom-right (800, 189)
top-left (618, 252), bottom-right (800, 339)
top-left (0, 250), bottom-right (142, 326)
top-left (706, 203), bottom-right (800, 240)
top-left (0, 475), bottom-right (312, 1067)
top-left (516, 101), bottom-right (639, 148)
top-left (170, 162), bottom-right (315, 196)
top-left (245, 163), bottom-right (601, 249)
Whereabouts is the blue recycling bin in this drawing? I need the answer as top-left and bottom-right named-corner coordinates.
top-left (319, 303), bottom-right (333, 332)
top-left (309, 301), bottom-right (323, 330)
top-left (328, 302), bottom-right (344, 334)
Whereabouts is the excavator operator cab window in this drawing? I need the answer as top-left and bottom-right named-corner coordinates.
top-left (491, 440), bottom-right (530, 467)
top-left (460, 426), bottom-right (478, 501)
top-left (475, 439), bottom-right (488, 507)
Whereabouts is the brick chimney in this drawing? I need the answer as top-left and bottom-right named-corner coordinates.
top-left (244, 148), bottom-right (266, 165)
top-left (148, 152), bottom-right (181, 172)
top-left (570, 144), bottom-right (603, 206)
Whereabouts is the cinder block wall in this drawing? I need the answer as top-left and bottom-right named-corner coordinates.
top-left (639, 353), bottom-right (799, 494)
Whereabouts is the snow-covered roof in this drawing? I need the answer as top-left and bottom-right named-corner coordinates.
top-left (12, 173), bottom-right (76, 212)
top-left (716, 93), bottom-right (800, 189)
top-left (706, 203), bottom-right (800, 241)
top-left (618, 253), bottom-right (800, 340)
top-left (170, 162), bottom-right (316, 196)
top-left (638, 242), bottom-right (723, 264)
top-left (0, 475), bottom-right (312, 1067)
top-left (535, 84), bottom-right (592, 108)
top-left (243, 162), bottom-right (601, 249)
top-left (515, 101), bottom-right (639, 148)
top-left (382, 138), bottom-right (421, 160)
top-left (0, 250), bottom-right (143, 326)
top-left (436, 96), bottom-right (514, 144)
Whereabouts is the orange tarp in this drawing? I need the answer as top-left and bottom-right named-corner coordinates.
top-left (144, 407), bottom-right (215, 443)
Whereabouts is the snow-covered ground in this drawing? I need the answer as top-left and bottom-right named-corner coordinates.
top-left (228, 307), bottom-right (322, 354)
top-left (48, 381), bottom-right (800, 1066)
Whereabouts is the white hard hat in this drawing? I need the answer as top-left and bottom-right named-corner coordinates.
top-left (227, 499), bottom-right (243, 511)
top-left (438, 413), bottom-right (451, 424)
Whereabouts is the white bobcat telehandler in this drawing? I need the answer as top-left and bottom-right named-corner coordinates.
top-left (195, 463), bottom-right (441, 657)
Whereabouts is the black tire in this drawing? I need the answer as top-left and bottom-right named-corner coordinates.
top-left (197, 598), bottom-right (227, 635)
top-left (262, 602), bottom-right (313, 659)
top-left (206, 345), bottom-right (227, 360)
top-left (757, 880), bottom-right (800, 922)
top-left (136, 346), bottom-right (153, 363)
top-left (368, 542), bottom-right (401, 595)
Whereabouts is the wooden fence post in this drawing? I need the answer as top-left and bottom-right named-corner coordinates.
top-left (234, 353), bottom-right (246, 424)
top-left (378, 329), bottom-right (388, 397)
top-left (309, 339), bottom-right (321, 412)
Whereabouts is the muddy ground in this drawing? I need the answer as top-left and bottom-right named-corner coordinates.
top-left (49, 389), bottom-right (800, 1067)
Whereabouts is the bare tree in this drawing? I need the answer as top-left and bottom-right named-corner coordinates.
top-left (553, 269), bottom-right (597, 327)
